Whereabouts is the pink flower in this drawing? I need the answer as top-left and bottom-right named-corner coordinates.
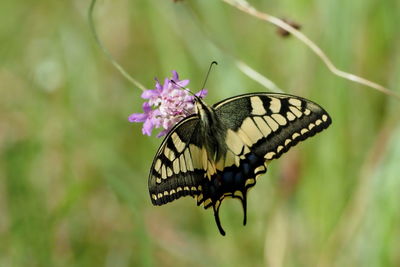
top-left (129, 71), bottom-right (207, 137)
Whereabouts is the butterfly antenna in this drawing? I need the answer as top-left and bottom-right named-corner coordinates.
top-left (200, 61), bottom-right (218, 96)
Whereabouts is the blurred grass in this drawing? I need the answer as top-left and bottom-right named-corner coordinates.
top-left (0, 0), bottom-right (399, 266)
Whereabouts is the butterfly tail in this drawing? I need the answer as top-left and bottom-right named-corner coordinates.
top-left (241, 194), bottom-right (247, 226)
top-left (213, 202), bottom-right (226, 236)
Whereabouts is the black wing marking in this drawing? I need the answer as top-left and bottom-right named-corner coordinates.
top-left (204, 93), bottom-right (331, 235)
top-left (148, 115), bottom-right (207, 206)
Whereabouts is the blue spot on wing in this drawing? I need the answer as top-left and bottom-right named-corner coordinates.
top-left (222, 170), bottom-right (234, 184)
top-left (242, 162), bottom-right (251, 176)
top-left (247, 153), bottom-right (259, 165)
top-left (234, 172), bottom-right (243, 186)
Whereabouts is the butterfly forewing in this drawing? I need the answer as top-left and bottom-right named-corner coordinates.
top-left (148, 115), bottom-right (206, 205)
top-left (213, 93), bottom-right (331, 162)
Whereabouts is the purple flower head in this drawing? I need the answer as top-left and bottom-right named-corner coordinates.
top-left (129, 71), bottom-right (208, 137)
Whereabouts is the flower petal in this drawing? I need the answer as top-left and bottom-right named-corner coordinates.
top-left (142, 102), bottom-right (151, 113)
top-left (141, 89), bottom-right (159, 99)
top-left (176, 79), bottom-right (189, 88)
top-left (163, 78), bottom-right (172, 91)
top-left (142, 118), bottom-right (154, 136)
top-left (128, 113), bottom-right (147, 122)
top-left (156, 129), bottom-right (169, 138)
top-left (172, 70), bottom-right (179, 81)
top-left (195, 89), bottom-right (208, 98)
top-left (155, 78), bottom-right (163, 90)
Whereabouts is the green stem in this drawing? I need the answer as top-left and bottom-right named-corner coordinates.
top-left (88, 0), bottom-right (146, 91)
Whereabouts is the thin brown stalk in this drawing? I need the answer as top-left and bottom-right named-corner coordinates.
top-left (221, 0), bottom-right (400, 100)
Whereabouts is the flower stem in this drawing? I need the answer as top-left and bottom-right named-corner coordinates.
top-left (221, 0), bottom-right (400, 100)
top-left (88, 0), bottom-right (146, 91)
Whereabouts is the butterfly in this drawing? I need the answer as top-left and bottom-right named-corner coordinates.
top-left (148, 92), bottom-right (331, 235)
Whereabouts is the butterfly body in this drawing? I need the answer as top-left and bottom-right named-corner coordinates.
top-left (148, 93), bottom-right (331, 235)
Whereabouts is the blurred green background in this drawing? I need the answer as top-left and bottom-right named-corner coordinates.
top-left (1, 0), bottom-right (399, 266)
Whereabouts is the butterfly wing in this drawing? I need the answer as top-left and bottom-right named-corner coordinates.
top-left (203, 93), bottom-right (331, 234)
top-left (148, 115), bottom-right (207, 206)
top-left (148, 92), bottom-right (331, 236)
top-left (213, 93), bottom-right (331, 161)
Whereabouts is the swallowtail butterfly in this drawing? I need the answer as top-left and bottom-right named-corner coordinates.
top-left (148, 93), bottom-right (331, 235)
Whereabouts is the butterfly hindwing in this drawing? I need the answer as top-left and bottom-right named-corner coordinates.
top-left (148, 115), bottom-right (206, 206)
